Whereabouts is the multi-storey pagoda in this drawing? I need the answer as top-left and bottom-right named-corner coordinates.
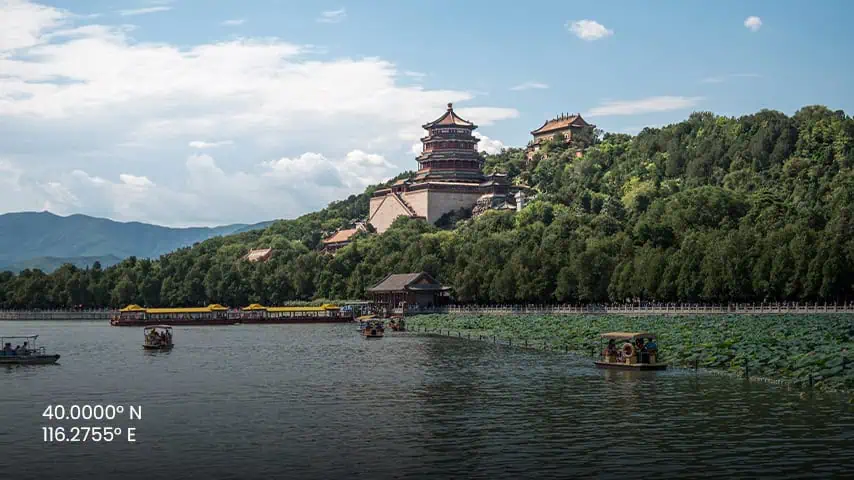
top-left (413, 103), bottom-right (484, 184)
top-left (368, 103), bottom-right (526, 234)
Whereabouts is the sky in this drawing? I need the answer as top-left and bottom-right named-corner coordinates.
top-left (1, 0), bottom-right (852, 227)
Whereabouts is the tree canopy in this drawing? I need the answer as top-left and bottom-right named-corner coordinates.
top-left (2, 106), bottom-right (854, 308)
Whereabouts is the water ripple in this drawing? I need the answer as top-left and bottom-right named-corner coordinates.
top-left (0, 321), bottom-right (852, 479)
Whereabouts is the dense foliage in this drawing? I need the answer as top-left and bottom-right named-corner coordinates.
top-left (2, 105), bottom-right (854, 308)
top-left (406, 314), bottom-right (854, 394)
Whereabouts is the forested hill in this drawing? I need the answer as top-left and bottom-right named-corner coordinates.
top-left (2, 105), bottom-right (853, 309)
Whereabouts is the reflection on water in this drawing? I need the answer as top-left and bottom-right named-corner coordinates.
top-left (0, 321), bottom-right (852, 479)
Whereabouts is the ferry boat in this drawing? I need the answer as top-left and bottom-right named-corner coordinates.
top-left (112, 304), bottom-right (236, 326)
top-left (389, 318), bottom-right (406, 332)
top-left (360, 319), bottom-right (385, 339)
top-left (0, 335), bottom-right (60, 365)
top-left (143, 325), bottom-right (174, 350)
top-left (239, 304), bottom-right (354, 324)
top-left (594, 332), bottom-right (667, 371)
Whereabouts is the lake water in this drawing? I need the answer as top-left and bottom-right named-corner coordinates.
top-left (1, 321), bottom-right (853, 479)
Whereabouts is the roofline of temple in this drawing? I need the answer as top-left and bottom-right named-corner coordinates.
top-left (422, 103), bottom-right (477, 129)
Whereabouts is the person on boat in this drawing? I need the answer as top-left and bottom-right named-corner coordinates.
top-left (646, 338), bottom-right (657, 353)
top-left (605, 339), bottom-right (618, 358)
top-left (2, 343), bottom-right (12, 355)
top-left (636, 338), bottom-right (648, 363)
top-left (20, 342), bottom-right (29, 355)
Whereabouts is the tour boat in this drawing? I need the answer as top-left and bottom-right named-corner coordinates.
top-left (360, 319), bottom-right (385, 339)
top-left (113, 304), bottom-right (236, 326)
top-left (143, 325), bottom-right (174, 350)
top-left (0, 335), bottom-right (60, 365)
top-left (239, 304), bottom-right (354, 324)
top-left (594, 332), bottom-right (667, 370)
top-left (389, 318), bottom-right (406, 332)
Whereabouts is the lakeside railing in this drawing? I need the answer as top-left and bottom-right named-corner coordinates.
top-left (0, 309), bottom-right (116, 321)
top-left (404, 302), bottom-right (854, 316)
top-left (3, 302), bottom-right (854, 320)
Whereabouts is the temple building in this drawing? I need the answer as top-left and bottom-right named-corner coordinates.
top-left (367, 272), bottom-right (451, 311)
top-left (242, 248), bottom-right (274, 263)
top-left (525, 113), bottom-right (591, 161)
top-left (320, 222), bottom-right (367, 254)
top-left (368, 103), bottom-right (525, 234)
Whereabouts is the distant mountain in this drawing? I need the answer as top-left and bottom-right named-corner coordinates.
top-left (2, 255), bottom-right (124, 273)
top-left (0, 211), bottom-right (273, 272)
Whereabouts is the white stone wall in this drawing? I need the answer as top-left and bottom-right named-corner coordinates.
top-left (369, 189), bottom-right (484, 233)
top-left (369, 195), bottom-right (414, 233)
top-left (404, 190), bottom-right (429, 218)
top-left (423, 190), bottom-right (482, 223)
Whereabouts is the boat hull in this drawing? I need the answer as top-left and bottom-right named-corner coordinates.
top-left (113, 318), bottom-right (236, 327)
top-left (143, 344), bottom-right (173, 350)
top-left (114, 316), bottom-right (353, 326)
top-left (594, 361), bottom-right (667, 371)
top-left (363, 334), bottom-right (384, 339)
top-left (238, 317), bottom-right (354, 325)
top-left (0, 354), bottom-right (60, 365)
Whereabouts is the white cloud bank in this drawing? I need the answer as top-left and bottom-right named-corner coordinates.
top-left (567, 20), bottom-right (613, 41)
top-left (701, 73), bottom-right (760, 84)
top-left (586, 96), bottom-right (703, 117)
top-left (510, 81), bottom-right (549, 91)
top-left (0, 0), bottom-right (517, 226)
top-left (744, 16), bottom-right (762, 32)
top-left (221, 19), bottom-right (245, 26)
top-left (117, 6), bottom-right (172, 17)
top-left (317, 8), bottom-right (346, 24)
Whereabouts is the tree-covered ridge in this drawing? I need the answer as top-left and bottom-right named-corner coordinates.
top-left (1, 106), bottom-right (853, 308)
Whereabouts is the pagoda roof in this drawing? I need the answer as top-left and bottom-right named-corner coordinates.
top-left (423, 103), bottom-right (475, 129)
top-left (531, 113), bottom-right (589, 135)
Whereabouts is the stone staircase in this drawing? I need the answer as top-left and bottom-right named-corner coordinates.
top-left (392, 191), bottom-right (418, 217)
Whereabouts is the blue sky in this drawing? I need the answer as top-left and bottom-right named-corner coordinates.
top-left (1, 0), bottom-right (852, 226)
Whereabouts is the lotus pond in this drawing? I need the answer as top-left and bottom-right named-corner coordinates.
top-left (406, 314), bottom-right (854, 394)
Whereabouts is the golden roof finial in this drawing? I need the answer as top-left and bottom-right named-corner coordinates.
top-left (447, 102), bottom-right (453, 110)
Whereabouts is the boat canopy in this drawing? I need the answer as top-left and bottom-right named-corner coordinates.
top-left (0, 335), bottom-right (39, 340)
top-left (143, 304), bottom-right (229, 314)
top-left (244, 304), bottom-right (340, 312)
top-left (601, 332), bottom-right (657, 340)
top-left (120, 304), bottom-right (146, 312)
top-left (143, 325), bottom-right (173, 330)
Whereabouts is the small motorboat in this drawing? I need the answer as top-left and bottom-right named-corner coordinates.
top-left (0, 335), bottom-right (60, 365)
top-left (594, 332), bottom-right (667, 370)
top-left (359, 319), bottom-right (384, 339)
top-left (143, 325), bottom-right (174, 350)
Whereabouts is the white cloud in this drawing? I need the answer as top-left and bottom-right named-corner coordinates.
top-left (404, 71), bottom-right (426, 78)
top-left (567, 20), bottom-right (613, 41)
top-left (0, 1), bottom-right (518, 225)
top-left (473, 132), bottom-right (506, 155)
top-left (744, 16), bottom-right (762, 32)
top-left (0, 0), bottom-right (66, 50)
top-left (117, 6), bottom-right (171, 16)
top-left (586, 96), bottom-right (703, 117)
top-left (188, 140), bottom-right (234, 149)
top-left (221, 19), bottom-right (245, 26)
top-left (317, 8), bottom-right (346, 24)
top-left (510, 81), bottom-right (549, 91)
top-left (701, 73), bottom-right (760, 84)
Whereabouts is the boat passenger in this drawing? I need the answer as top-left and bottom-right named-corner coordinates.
top-left (21, 342), bottom-right (29, 355)
top-left (605, 339), bottom-right (618, 357)
top-left (636, 338), bottom-right (648, 363)
top-left (646, 338), bottom-right (657, 353)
